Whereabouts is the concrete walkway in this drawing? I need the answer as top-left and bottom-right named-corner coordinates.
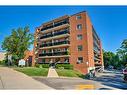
top-left (47, 68), bottom-right (59, 78)
top-left (0, 67), bottom-right (53, 89)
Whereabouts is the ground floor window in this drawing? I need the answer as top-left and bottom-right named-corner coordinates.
top-left (64, 58), bottom-right (69, 63)
top-left (77, 57), bottom-right (83, 64)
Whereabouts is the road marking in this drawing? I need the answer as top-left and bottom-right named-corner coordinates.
top-left (76, 84), bottom-right (95, 90)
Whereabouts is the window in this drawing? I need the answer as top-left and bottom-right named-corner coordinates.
top-left (77, 24), bottom-right (82, 30)
top-left (77, 57), bottom-right (83, 63)
top-left (76, 15), bottom-right (81, 20)
top-left (42, 59), bottom-right (45, 63)
top-left (77, 45), bottom-right (83, 51)
top-left (77, 34), bottom-right (82, 40)
top-left (64, 58), bottom-right (69, 63)
top-left (42, 50), bottom-right (46, 53)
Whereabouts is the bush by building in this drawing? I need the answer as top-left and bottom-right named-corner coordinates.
top-left (0, 60), bottom-right (6, 66)
top-left (56, 64), bottom-right (73, 70)
top-left (35, 64), bottom-right (49, 68)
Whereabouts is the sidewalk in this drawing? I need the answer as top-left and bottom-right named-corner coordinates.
top-left (0, 67), bottom-right (54, 89)
top-left (47, 68), bottom-right (59, 78)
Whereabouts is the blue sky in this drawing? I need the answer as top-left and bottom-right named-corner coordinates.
top-left (0, 6), bottom-right (127, 53)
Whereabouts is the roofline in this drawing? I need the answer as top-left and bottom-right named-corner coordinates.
top-left (36, 11), bottom-right (87, 30)
top-left (39, 15), bottom-right (69, 28)
top-left (71, 11), bottom-right (86, 16)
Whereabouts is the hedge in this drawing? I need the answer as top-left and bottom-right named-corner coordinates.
top-left (56, 64), bottom-right (73, 70)
top-left (0, 60), bottom-right (6, 66)
top-left (35, 63), bottom-right (73, 70)
top-left (35, 64), bottom-right (49, 68)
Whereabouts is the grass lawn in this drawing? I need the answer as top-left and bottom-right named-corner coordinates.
top-left (56, 69), bottom-right (84, 78)
top-left (14, 67), bottom-right (48, 76)
top-left (14, 67), bottom-right (84, 78)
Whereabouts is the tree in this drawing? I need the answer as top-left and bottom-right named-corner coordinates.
top-left (117, 39), bottom-right (127, 67)
top-left (103, 50), bottom-right (114, 68)
top-left (103, 50), bottom-right (120, 69)
top-left (2, 26), bottom-right (34, 65)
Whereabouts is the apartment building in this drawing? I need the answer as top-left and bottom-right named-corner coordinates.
top-left (33, 11), bottom-right (104, 74)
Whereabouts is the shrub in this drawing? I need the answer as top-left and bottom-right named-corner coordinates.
top-left (58, 67), bottom-right (64, 70)
top-left (35, 64), bottom-right (40, 68)
top-left (41, 64), bottom-right (49, 68)
top-left (56, 64), bottom-right (73, 70)
top-left (0, 60), bottom-right (6, 66)
top-left (35, 64), bottom-right (49, 68)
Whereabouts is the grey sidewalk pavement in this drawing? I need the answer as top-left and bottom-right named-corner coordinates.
top-left (0, 67), bottom-right (54, 89)
top-left (47, 68), bottom-right (59, 78)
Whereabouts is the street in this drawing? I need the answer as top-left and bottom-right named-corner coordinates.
top-left (94, 70), bottom-right (127, 89)
top-left (33, 70), bottom-right (127, 90)
top-left (0, 67), bottom-right (127, 90)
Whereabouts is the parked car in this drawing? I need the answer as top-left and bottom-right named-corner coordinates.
top-left (123, 67), bottom-right (127, 82)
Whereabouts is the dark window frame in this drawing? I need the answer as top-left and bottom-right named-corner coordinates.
top-left (76, 15), bottom-right (82, 20)
top-left (77, 45), bottom-right (83, 51)
top-left (77, 57), bottom-right (83, 64)
top-left (77, 24), bottom-right (82, 30)
top-left (77, 34), bottom-right (83, 40)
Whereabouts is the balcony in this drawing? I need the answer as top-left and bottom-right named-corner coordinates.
top-left (94, 54), bottom-right (101, 59)
top-left (41, 19), bottom-right (69, 32)
top-left (39, 52), bottom-right (52, 56)
top-left (38, 62), bottom-right (70, 64)
top-left (54, 20), bottom-right (69, 27)
top-left (40, 34), bottom-right (70, 42)
top-left (53, 40), bottom-right (69, 45)
top-left (40, 33), bottom-right (53, 39)
top-left (40, 30), bottom-right (69, 39)
top-left (54, 30), bottom-right (69, 36)
top-left (53, 51), bottom-right (68, 56)
top-left (38, 62), bottom-right (50, 64)
top-left (41, 25), bottom-right (53, 31)
top-left (93, 41), bottom-right (100, 49)
top-left (40, 40), bottom-right (70, 48)
top-left (39, 51), bottom-right (69, 57)
top-left (40, 42), bottom-right (52, 47)
top-left (94, 47), bottom-right (100, 54)
top-left (94, 56), bottom-right (100, 61)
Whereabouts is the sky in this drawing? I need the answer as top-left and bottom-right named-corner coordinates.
top-left (0, 6), bottom-right (127, 53)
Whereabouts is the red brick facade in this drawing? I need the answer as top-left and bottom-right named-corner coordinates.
top-left (32, 11), bottom-right (104, 74)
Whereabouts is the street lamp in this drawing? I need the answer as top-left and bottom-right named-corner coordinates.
top-left (86, 61), bottom-right (89, 73)
top-left (86, 62), bottom-right (89, 65)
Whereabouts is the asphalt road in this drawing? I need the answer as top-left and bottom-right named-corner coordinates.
top-left (33, 77), bottom-right (99, 90)
top-left (94, 70), bottom-right (127, 89)
top-left (33, 70), bottom-right (127, 90)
